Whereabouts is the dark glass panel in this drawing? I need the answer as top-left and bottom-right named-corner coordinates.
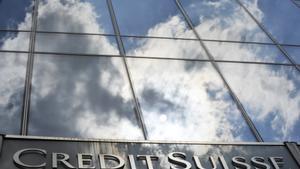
top-left (205, 41), bottom-right (288, 63)
top-left (0, 0), bottom-right (32, 30)
top-left (0, 52), bottom-right (27, 134)
top-left (29, 54), bottom-right (144, 139)
top-left (240, 0), bottom-right (300, 44)
top-left (219, 63), bottom-right (300, 141)
top-left (127, 58), bottom-right (256, 141)
top-left (0, 31), bottom-right (30, 51)
top-left (282, 46), bottom-right (300, 64)
top-left (35, 33), bottom-right (118, 55)
top-left (37, 0), bottom-right (114, 34)
top-left (123, 37), bottom-right (207, 59)
top-left (112, 0), bottom-right (195, 38)
top-left (180, 0), bottom-right (270, 42)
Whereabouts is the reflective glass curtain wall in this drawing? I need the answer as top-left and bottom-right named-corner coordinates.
top-left (0, 0), bottom-right (299, 142)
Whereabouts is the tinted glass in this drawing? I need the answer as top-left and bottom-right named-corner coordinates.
top-left (282, 46), bottom-right (300, 64)
top-left (180, 0), bottom-right (270, 42)
top-left (0, 52), bottom-right (27, 134)
top-left (37, 0), bottom-right (114, 34)
top-left (128, 58), bottom-right (256, 141)
top-left (35, 33), bottom-right (118, 55)
top-left (240, 0), bottom-right (300, 44)
top-left (112, 0), bottom-right (195, 38)
top-left (123, 37), bottom-right (207, 59)
top-left (0, 0), bottom-right (32, 30)
top-left (205, 41), bottom-right (288, 63)
top-left (0, 31), bottom-right (30, 51)
top-left (29, 54), bottom-right (144, 139)
top-left (219, 63), bottom-right (300, 141)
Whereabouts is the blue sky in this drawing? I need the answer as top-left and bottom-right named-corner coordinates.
top-left (0, 0), bottom-right (32, 29)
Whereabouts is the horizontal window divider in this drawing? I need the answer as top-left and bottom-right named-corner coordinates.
top-left (1, 29), bottom-right (300, 47)
top-left (35, 30), bottom-right (116, 37)
top-left (11, 50), bottom-right (294, 66)
top-left (0, 29), bottom-right (300, 47)
top-left (0, 29), bottom-right (31, 33)
top-left (0, 50), bottom-right (30, 54)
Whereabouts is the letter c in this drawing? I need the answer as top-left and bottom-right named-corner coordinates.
top-left (13, 148), bottom-right (47, 169)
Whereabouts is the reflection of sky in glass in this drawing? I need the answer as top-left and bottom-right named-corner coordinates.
top-left (219, 63), bottom-right (300, 141)
top-left (37, 0), bottom-right (114, 34)
top-left (128, 58), bottom-right (255, 141)
top-left (241, 0), bottom-right (300, 44)
top-left (0, 0), bottom-right (32, 30)
top-left (112, 0), bottom-right (195, 38)
top-left (0, 0), bottom-right (298, 143)
top-left (205, 41), bottom-right (288, 63)
top-left (180, 0), bottom-right (271, 42)
top-left (29, 54), bottom-right (144, 139)
top-left (283, 46), bottom-right (300, 64)
top-left (124, 37), bottom-right (207, 59)
top-left (0, 53), bottom-right (27, 134)
top-left (0, 32), bottom-right (30, 51)
top-left (35, 33), bottom-right (118, 55)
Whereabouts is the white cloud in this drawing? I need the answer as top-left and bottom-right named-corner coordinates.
top-left (0, 0), bottom-right (299, 142)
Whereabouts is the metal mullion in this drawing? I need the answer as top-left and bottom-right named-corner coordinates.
top-left (0, 50), bottom-right (29, 54)
top-left (235, 0), bottom-right (300, 72)
top-left (175, 0), bottom-right (264, 142)
top-left (25, 50), bottom-right (298, 66)
top-left (106, 0), bottom-right (148, 140)
top-left (22, 28), bottom-right (300, 47)
top-left (36, 30), bottom-right (116, 37)
top-left (0, 29), bottom-right (31, 33)
top-left (20, 0), bottom-right (39, 135)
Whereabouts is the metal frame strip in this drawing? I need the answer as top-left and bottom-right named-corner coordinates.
top-left (3, 29), bottom-right (300, 47)
top-left (106, 0), bottom-right (148, 140)
top-left (0, 134), bottom-right (3, 155)
top-left (0, 50), bottom-right (298, 66)
top-left (20, 0), bottom-right (39, 135)
top-left (285, 142), bottom-right (300, 167)
top-left (175, 0), bottom-right (264, 142)
top-left (5, 135), bottom-right (284, 146)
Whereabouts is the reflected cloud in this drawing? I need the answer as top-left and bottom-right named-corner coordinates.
top-left (0, 0), bottom-right (299, 142)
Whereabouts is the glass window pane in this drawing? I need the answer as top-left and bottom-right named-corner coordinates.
top-left (112, 0), bottom-right (195, 38)
top-left (0, 31), bottom-right (30, 51)
top-left (205, 41), bottom-right (288, 63)
top-left (123, 37), bottom-right (207, 59)
top-left (293, 0), bottom-right (300, 7)
top-left (0, 52), bottom-right (27, 134)
top-left (29, 54), bottom-right (144, 139)
top-left (283, 46), bottom-right (300, 64)
top-left (180, 0), bottom-right (270, 42)
top-left (240, 0), bottom-right (300, 44)
top-left (128, 58), bottom-right (256, 141)
top-left (219, 63), bottom-right (300, 141)
top-left (0, 0), bottom-right (32, 30)
top-left (35, 33), bottom-right (118, 55)
top-left (37, 0), bottom-right (114, 34)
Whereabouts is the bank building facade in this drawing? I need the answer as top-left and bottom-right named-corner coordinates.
top-left (0, 0), bottom-right (300, 168)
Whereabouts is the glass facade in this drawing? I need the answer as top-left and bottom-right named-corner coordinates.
top-left (0, 0), bottom-right (299, 142)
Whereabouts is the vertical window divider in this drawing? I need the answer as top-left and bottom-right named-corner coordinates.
top-left (20, 0), bottom-right (39, 135)
top-left (106, 0), bottom-right (149, 140)
top-left (175, 0), bottom-right (264, 142)
top-left (235, 0), bottom-right (300, 72)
